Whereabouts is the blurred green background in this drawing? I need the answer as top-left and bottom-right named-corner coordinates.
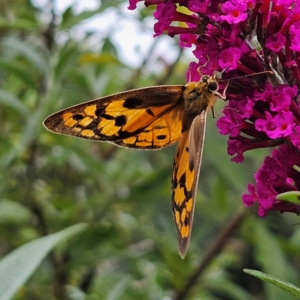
top-left (1, 1), bottom-right (300, 299)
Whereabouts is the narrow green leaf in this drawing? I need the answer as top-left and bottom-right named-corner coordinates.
top-left (0, 17), bottom-right (38, 31)
top-left (1, 104), bottom-right (41, 166)
top-left (0, 223), bottom-right (88, 300)
top-left (0, 199), bottom-right (31, 224)
top-left (105, 276), bottom-right (130, 300)
top-left (0, 59), bottom-right (37, 89)
top-left (244, 269), bottom-right (300, 299)
top-left (0, 89), bottom-right (29, 117)
top-left (3, 37), bottom-right (48, 76)
top-left (205, 276), bottom-right (253, 300)
top-left (66, 285), bottom-right (87, 300)
top-left (276, 191), bottom-right (300, 204)
top-left (54, 44), bottom-right (81, 81)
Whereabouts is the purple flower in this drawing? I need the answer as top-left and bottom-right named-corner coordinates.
top-left (265, 33), bottom-right (286, 52)
top-left (179, 33), bottom-right (197, 48)
top-left (290, 126), bottom-right (300, 149)
top-left (227, 139), bottom-right (245, 163)
top-left (255, 111), bottom-right (294, 139)
top-left (220, 0), bottom-right (248, 24)
top-left (275, 0), bottom-right (294, 6)
top-left (218, 47), bottom-right (241, 71)
top-left (290, 23), bottom-right (300, 51)
top-left (243, 145), bottom-right (300, 216)
top-left (217, 97), bottom-right (254, 138)
top-left (128, 0), bottom-right (140, 10)
top-left (270, 85), bottom-right (297, 112)
top-left (242, 184), bottom-right (257, 207)
top-left (187, 0), bottom-right (209, 13)
top-left (153, 0), bottom-right (176, 37)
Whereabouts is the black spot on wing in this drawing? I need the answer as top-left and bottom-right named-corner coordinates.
top-left (179, 173), bottom-right (186, 187)
top-left (85, 119), bottom-right (100, 130)
top-left (102, 114), bottom-right (114, 120)
top-left (73, 114), bottom-right (84, 121)
top-left (95, 106), bottom-right (105, 117)
top-left (123, 97), bottom-right (143, 108)
top-left (184, 216), bottom-right (188, 226)
top-left (189, 159), bottom-right (194, 172)
top-left (146, 108), bottom-right (154, 116)
top-left (115, 115), bottom-right (127, 126)
top-left (156, 135), bottom-right (167, 140)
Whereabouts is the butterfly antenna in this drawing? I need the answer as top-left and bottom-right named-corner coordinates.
top-left (219, 70), bottom-right (273, 82)
top-left (197, 55), bottom-right (210, 77)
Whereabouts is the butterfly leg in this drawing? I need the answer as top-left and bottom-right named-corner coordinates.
top-left (213, 80), bottom-right (229, 100)
top-left (211, 80), bottom-right (230, 118)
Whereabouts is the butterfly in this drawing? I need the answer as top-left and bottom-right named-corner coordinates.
top-left (43, 72), bottom-right (226, 258)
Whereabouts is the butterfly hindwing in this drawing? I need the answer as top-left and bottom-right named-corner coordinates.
top-left (171, 109), bottom-right (208, 258)
top-left (44, 86), bottom-right (185, 149)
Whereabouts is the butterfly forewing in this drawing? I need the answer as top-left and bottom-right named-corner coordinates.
top-left (44, 86), bottom-right (185, 149)
top-left (172, 109), bottom-right (208, 258)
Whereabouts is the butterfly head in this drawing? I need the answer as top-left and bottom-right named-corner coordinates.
top-left (200, 72), bottom-right (220, 94)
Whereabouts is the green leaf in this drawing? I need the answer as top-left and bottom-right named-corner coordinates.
top-left (0, 223), bottom-right (88, 300)
top-left (0, 59), bottom-right (37, 89)
top-left (0, 17), bottom-right (38, 31)
top-left (54, 43), bottom-right (81, 81)
top-left (276, 191), bottom-right (300, 204)
top-left (0, 89), bottom-right (29, 117)
top-left (105, 276), bottom-right (130, 300)
top-left (248, 219), bottom-right (297, 300)
top-left (3, 36), bottom-right (48, 76)
top-left (66, 285), bottom-right (87, 300)
top-left (0, 199), bottom-right (31, 224)
top-left (244, 269), bottom-right (300, 299)
top-left (205, 276), bottom-right (253, 300)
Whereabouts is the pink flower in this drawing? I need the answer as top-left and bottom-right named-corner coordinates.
top-left (220, 0), bottom-right (248, 24)
top-left (255, 111), bottom-right (294, 139)
top-left (218, 47), bottom-right (241, 70)
top-left (265, 33), bottom-right (286, 52)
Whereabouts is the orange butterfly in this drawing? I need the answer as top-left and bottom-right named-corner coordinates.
top-left (44, 72), bottom-right (225, 258)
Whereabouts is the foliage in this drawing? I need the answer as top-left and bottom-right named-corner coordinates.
top-left (244, 269), bottom-right (300, 299)
top-left (0, 224), bottom-right (87, 300)
top-left (1, 1), bottom-right (300, 299)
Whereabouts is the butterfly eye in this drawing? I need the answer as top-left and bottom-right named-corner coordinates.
top-left (208, 82), bottom-right (218, 91)
top-left (200, 75), bottom-right (210, 83)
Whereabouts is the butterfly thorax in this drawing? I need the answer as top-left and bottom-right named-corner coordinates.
top-left (181, 75), bottom-right (219, 132)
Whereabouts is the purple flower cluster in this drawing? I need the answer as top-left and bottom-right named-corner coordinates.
top-left (128, 0), bottom-right (300, 216)
top-left (243, 145), bottom-right (300, 216)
